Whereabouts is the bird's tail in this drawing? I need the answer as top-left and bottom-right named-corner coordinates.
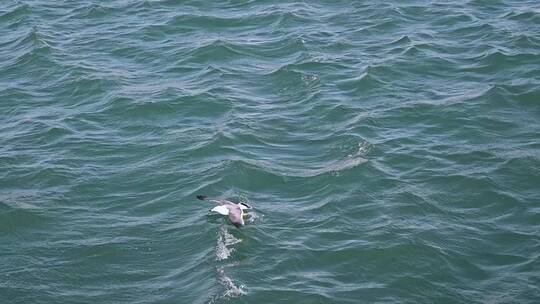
top-left (196, 195), bottom-right (208, 201)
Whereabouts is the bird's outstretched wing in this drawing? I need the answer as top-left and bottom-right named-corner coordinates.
top-left (211, 205), bottom-right (229, 215)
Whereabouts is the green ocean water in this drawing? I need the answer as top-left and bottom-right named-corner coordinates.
top-left (1, 0), bottom-right (540, 303)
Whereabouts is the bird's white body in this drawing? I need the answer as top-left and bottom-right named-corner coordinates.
top-left (197, 195), bottom-right (252, 228)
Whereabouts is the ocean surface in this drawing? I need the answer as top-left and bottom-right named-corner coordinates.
top-left (1, 1), bottom-right (539, 303)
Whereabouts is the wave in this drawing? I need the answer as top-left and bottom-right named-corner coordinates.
top-left (0, 3), bottom-right (30, 27)
top-left (67, 3), bottom-right (118, 19)
top-left (211, 140), bottom-right (371, 178)
top-left (505, 10), bottom-right (540, 23)
top-left (1, 26), bottom-right (55, 70)
top-left (335, 64), bottom-right (391, 95)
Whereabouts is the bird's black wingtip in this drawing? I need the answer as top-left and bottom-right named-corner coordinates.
top-left (196, 195), bottom-right (207, 200)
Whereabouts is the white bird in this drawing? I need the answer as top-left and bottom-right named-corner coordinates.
top-left (196, 195), bottom-right (252, 228)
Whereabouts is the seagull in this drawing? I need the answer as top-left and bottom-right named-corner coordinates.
top-left (196, 195), bottom-right (252, 228)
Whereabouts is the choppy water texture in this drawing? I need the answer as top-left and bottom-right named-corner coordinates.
top-left (1, 0), bottom-right (540, 303)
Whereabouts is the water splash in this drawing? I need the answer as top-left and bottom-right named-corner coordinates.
top-left (217, 266), bottom-right (247, 298)
top-left (215, 225), bottom-right (241, 261)
top-left (245, 210), bottom-right (263, 224)
top-left (209, 225), bottom-right (246, 302)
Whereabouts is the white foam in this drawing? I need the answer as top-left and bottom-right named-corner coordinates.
top-left (211, 226), bottom-right (247, 302)
top-left (217, 266), bottom-right (247, 298)
top-left (215, 225), bottom-right (241, 261)
top-left (245, 211), bottom-right (263, 224)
